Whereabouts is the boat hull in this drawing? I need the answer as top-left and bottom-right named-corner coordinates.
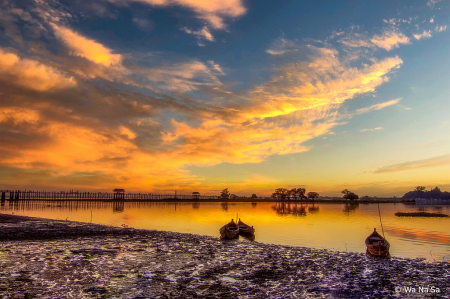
top-left (219, 221), bottom-right (240, 239)
top-left (365, 228), bottom-right (390, 257)
top-left (237, 219), bottom-right (255, 236)
top-left (366, 243), bottom-right (390, 256)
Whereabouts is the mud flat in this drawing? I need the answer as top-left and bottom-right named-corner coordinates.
top-left (0, 214), bottom-right (449, 298)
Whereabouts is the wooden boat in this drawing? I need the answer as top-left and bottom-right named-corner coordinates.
top-left (219, 219), bottom-right (240, 239)
top-left (237, 218), bottom-right (255, 235)
top-left (365, 228), bottom-right (390, 256)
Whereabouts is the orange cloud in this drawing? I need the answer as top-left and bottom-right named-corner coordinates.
top-left (0, 24), bottom-right (412, 194)
top-left (247, 48), bottom-right (402, 119)
top-left (0, 48), bottom-right (76, 91)
top-left (52, 24), bottom-right (122, 67)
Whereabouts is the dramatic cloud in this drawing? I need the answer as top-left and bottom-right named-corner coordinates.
top-left (109, 0), bottom-right (246, 29)
top-left (248, 47), bottom-right (403, 119)
top-left (0, 48), bottom-right (76, 91)
top-left (374, 154), bottom-right (450, 174)
top-left (1, 0), bottom-right (437, 192)
top-left (52, 24), bottom-right (122, 67)
top-left (414, 30), bottom-right (432, 40)
top-left (370, 30), bottom-right (410, 50)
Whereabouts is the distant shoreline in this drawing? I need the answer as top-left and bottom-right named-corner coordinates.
top-left (1, 198), bottom-right (409, 203)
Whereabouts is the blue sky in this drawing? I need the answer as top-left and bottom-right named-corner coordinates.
top-left (0, 0), bottom-right (448, 196)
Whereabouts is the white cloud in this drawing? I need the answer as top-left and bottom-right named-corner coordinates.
top-left (427, 0), bottom-right (442, 8)
top-left (266, 38), bottom-right (298, 55)
top-left (208, 60), bottom-right (224, 74)
top-left (356, 98), bottom-right (402, 115)
top-left (435, 25), bottom-right (447, 32)
top-left (370, 30), bottom-right (410, 51)
top-left (359, 127), bottom-right (383, 132)
top-left (182, 26), bottom-right (214, 42)
top-left (430, 17), bottom-right (434, 23)
top-left (414, 30), bottom-right (432, 40)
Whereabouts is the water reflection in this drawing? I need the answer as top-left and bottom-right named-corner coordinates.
top-left (308, 203), bottom-right (319, 214)
top-left (272, 202), bottom-right (307, 217)
top-left (113, 201), bottom-right (124, 213)
top-left (0, 200), bottom-right (449, 261)
top-left (221, 202), bottom-right (228, 212)
top-left (343, 202), bottom-right (359, 215)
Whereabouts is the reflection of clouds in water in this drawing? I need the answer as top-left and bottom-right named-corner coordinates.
top-left (122, 213), bottom-right (136, 226)
top-left (386, 227), bottom-right (450, 246)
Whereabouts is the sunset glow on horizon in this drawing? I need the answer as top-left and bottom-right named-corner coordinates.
top-left (0, 0), bottom-right (449, 197)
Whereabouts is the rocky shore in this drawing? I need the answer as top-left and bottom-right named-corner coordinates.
top-left (1, 214), bottom-right (449, 298)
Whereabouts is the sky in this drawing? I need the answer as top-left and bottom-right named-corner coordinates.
top-left (0, 0), bottom-right (449, 197)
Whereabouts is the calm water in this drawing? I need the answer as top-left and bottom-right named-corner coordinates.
top-left (2, 201), bottom-right (449, 261)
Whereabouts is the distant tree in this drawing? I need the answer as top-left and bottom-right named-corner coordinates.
top-left (272, 188), bottom-right (289, 200)
top-left (220, 188), bottom-right (230, 199)
top-left (307, 192), bottom-right (319, 201)
top-left (414, 186), bottom-right (426, 192)
top-left (288, 188), bottom-right (297, 199)
top-left (342, 189), bottom-right (358, 200)
top-left (251, 194), bottom-right (258, 199)
top-left (346, 192), bottom-right (359, 200)
top-left (297, 188), bottom-right (306, 200)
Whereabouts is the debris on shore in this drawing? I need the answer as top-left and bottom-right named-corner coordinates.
top-left (1, 214), bottom-right (449, 298)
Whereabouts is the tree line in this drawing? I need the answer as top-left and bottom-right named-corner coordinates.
top-left (270, 188), bottom-right (319, 200)
top-left (403, 186), bottom-right (450, 200)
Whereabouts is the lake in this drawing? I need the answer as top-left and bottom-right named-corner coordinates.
top-left (2, 200), bottom-right (449, 261)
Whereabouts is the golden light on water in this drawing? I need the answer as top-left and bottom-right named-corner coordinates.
top-left (3, 201), bottom-right (449, 261)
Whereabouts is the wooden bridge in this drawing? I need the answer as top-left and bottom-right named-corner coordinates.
top-left (0, 190), bottom-right (220, 202)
